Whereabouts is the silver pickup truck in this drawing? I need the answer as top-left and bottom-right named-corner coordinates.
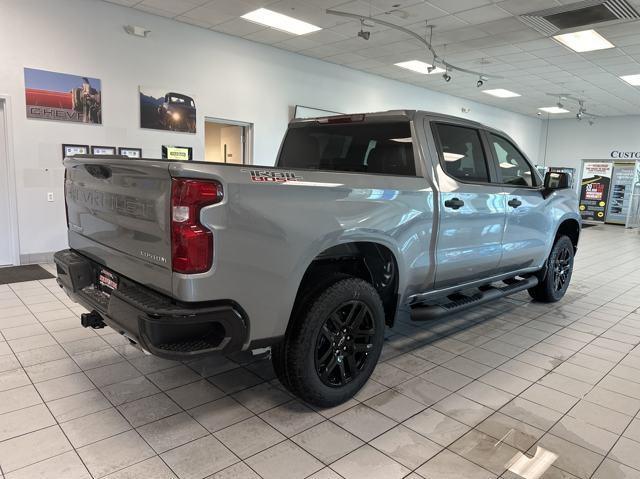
top-left (55, 110), bottom-right (580, 406)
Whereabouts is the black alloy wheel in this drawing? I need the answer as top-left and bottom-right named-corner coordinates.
top-left (315, 300), bottom-right (376, 387)
top-left (271, 276), bottom-right (385, 407)
top-left (552, 242), bottom-right (573, 293)
top-left (528, 235), bottom-right (574, 302)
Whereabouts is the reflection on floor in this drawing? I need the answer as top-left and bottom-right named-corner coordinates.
top-left (0, 225), bottom-right (640, 479)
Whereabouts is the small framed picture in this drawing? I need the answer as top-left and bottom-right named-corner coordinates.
top-left (118, 147), bottom-right (142, 158)
top-left (62, 144), bottom-right (89, 159)
top-left (91, 145), bottom-right (116, 156)
top-left (162, 145), bottom-right (193, 161)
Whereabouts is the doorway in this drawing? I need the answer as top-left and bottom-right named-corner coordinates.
top-left (0, 99), bottom-right (18, 266)
top-left (204, 117), bottom-right (252, 165)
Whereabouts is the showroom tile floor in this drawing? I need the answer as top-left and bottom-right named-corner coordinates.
top-left (1, 225), bottom-right (640, 478)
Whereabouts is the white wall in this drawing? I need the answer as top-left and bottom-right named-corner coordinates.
top-left (0, 0), bottom-right (545, 258)
top-left (543, 116), bottom-right (640, 172)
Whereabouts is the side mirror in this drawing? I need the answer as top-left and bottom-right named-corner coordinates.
top-left (542, 171), bottom-right (570, 198)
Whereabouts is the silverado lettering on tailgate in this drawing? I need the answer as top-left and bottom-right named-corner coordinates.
top-left (67, 184), bottom-right (156, 220)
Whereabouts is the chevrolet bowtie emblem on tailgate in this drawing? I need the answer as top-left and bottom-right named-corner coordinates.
top-left (243, 169), bottom-right (302, 183)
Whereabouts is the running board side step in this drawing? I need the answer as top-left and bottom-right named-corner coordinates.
top-left (410, 276), bottom-right (539, 321)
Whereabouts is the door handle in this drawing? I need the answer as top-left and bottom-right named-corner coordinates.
top-left (508, 198), bottom-right (522, 208)
top-left (444, 198), bottom-right (465, 210)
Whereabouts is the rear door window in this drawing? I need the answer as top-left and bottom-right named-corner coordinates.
top-left (278, 121), bottom-right (416, 176)
top-left (433, 123), bottom-right (490, 183)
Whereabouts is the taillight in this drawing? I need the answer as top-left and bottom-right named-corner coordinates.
top-left (171, 178), bottom-right (223, 274)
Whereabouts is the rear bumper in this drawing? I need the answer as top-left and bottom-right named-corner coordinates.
top-left (53, 249), bottom-right (248, 360)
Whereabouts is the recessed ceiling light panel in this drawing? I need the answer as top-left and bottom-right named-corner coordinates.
top-left (482, 89), bottom-right (521, 98)
top-left (539, 106), bottom-right (571, 114)
top-left (241, 8), bottom-right (321, 35)
top-left (395, 60), bottom-right (445, 75)
top-left (553, 29), bottom-right (614, 52)
top-left (620, 74), bottom-right (640, 86)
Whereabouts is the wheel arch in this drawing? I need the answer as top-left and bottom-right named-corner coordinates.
top-left (292, 241), bottom-right (402, 329)
top-left (555, 217), bottom-right (581, 251)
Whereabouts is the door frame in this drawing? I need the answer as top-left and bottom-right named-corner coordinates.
top-left (0, 95), bottom-right (21, 266)
top-left (204, 116), bottom-right (253, 165)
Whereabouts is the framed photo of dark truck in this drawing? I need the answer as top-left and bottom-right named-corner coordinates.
top-left (139, 86), bottom-right (196, 133)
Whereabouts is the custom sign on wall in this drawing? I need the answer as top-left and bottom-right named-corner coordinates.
top-left (24, 68), bottom-right (102, 124)
top-left (579, 162), bottom-right (613, 222)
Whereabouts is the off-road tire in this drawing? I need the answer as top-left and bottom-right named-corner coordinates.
top-left (528, 235), bottom-right (574, 302)
top-left (271, 276), bottom-right (385, 407)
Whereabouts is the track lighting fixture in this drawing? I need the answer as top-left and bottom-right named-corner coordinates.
top-left (357, 19), bottom-right (370, 40)
top-left (443, 72), bottom-right (452, 82)
top-left (477, 79), bottom-right (484, 88)
top-left (326, 9), bottom-right (504, 82)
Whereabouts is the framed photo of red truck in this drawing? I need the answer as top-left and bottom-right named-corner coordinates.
top-left (24, 68), bottom-right (102, 124)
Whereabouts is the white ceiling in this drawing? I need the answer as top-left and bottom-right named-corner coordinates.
top-left (103, 0), bottom-right (640, 118)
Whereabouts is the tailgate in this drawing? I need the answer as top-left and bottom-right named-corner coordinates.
top-left (64, 157), bottom-right (173, 294)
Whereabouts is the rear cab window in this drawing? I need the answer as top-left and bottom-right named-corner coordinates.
top-left (278, 120), bottom-right (417, 176)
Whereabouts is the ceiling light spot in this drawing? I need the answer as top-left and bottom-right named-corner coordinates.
top-left (483, 89), bottom-right (521, 98)
top-left (620, 74), bottom-right (640, 86)
top-left (539, 106), bottom-right (571, 113)
top-left (395, 60), bottom-right (445, 75)
top-left (553, 29), bottom-right (614, 52)
top-left (241, 8), bottom-right (321, 35)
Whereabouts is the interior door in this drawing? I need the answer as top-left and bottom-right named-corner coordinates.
top-left (431, 123), bottom-right (507, 289)
top-left (0, 101), bottom-right (14, 265)
top-left (220, 126), bottom-right (244, 164)
top-left (487, 132), bottom-right (548, 272)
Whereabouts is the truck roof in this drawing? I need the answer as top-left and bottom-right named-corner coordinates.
top-left (290, 109), bottom-right (487, 128)
top-left (289, 109), bottom-right (505, 137)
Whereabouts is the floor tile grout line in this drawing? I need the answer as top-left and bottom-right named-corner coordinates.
top-left (21, 308), bottom-right (188, 479)
top-left (0, 323), bottom-right (95, 478)
top-left (24, 286), bottom-right (313, 479)
top-left (3, 238), bottom-right (640, 478)
top-left (0, 280), bottom-right (120, 477)
top-left (495, 288), bottom-right (640, 478)
top-left (383, 283), bottom-right (640, 478)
